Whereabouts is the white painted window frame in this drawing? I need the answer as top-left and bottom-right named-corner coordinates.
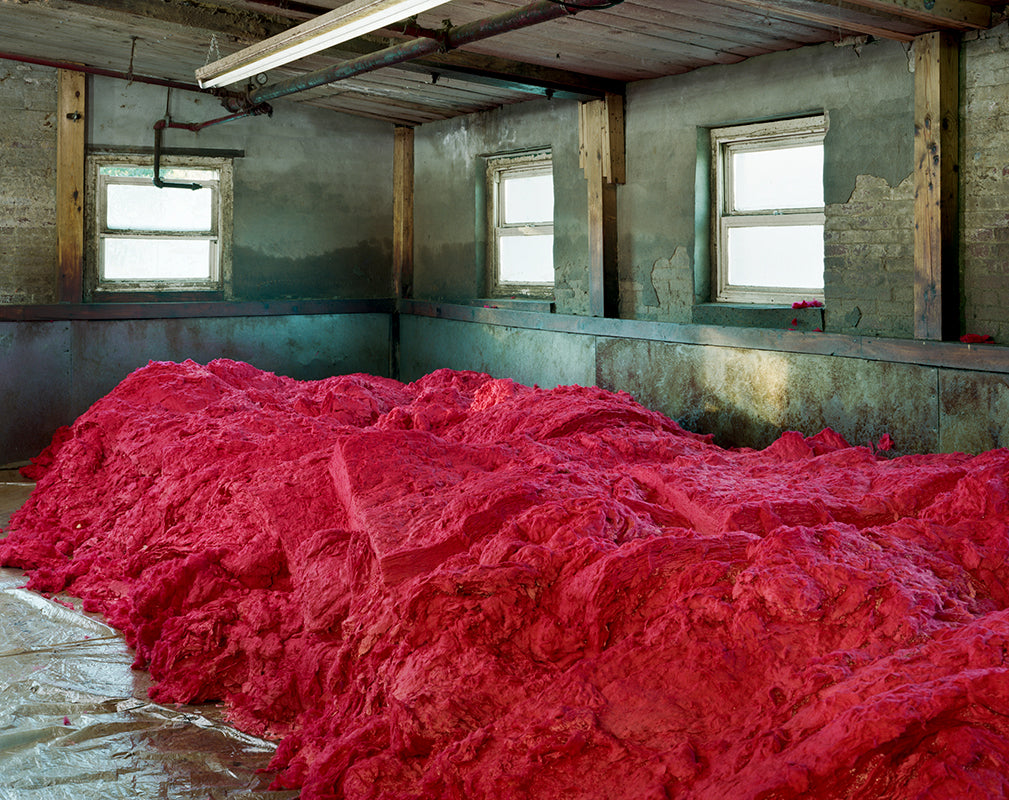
top-left (711, 114), bottom-right (827, 304)
top-left (87, 153), bottom-right (233, 295)
top-left (486, 150), bottom-right (554, 298)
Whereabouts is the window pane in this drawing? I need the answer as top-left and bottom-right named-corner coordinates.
top-left (502, 173), bottom-right (553, 224)
top-left (107, 184), bottom-right (213, 232)
top-left (732, 145), bottom-right (823, 211)
top-left (727, 225), bottom-right (824, 290)
top-left (99, 165), bottom-right (218, 182)
top-left (499, 233), bottom-right (553, 284)
top-left (103, 238), bottom-right (213, 281)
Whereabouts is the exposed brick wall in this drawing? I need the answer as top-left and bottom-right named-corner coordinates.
top-left (823, 173), bottom-right (915, 338)
top-left (0, 61), bottom-right (57, 304)
top-left (962, 23), bottom-right (1009, 343)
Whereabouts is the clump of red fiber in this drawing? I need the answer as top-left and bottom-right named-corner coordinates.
top-left (5, 359), bottom-right (1009, 799)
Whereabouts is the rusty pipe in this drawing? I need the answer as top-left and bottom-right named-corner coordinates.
top-left (151, 104), bottom-right (271, 189)
top-left (0, 50), bottom-right (244, 102)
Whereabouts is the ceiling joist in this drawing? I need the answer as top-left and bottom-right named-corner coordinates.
top-left (846, 0), bottom-right (991, 30)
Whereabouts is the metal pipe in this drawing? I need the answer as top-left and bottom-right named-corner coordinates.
top-left (248, 0), bottom-right (598, 105)
top-left (0, 50), bottom-right (244, 101)
top-left (153, 124), bottom-right (201, 190)
top-left (151, 104), bottom-right (271, 189)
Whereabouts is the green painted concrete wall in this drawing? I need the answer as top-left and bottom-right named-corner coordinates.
top-left (89, 77), bottom-right (394, 301)
top-left (399, 313), bottom-right (1009, 456)
top-left (0, 314), bottom-right (392, 464)
top-left (399, 314), bottom-right (596, 389)
top-left (413, 101), bottom-right (591, 313)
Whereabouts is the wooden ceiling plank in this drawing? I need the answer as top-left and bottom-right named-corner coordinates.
top-left (845, 0), bottom-right (990, 30)
top-left (49, 0), bottom-right (290, 42)
top-left (675, 0), bottom-right (844, 39)
top-left (715, 0), bottom-right (921, 41)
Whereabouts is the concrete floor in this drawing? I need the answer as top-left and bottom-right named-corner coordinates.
top-left (0, 471), bottom-right (296, 799)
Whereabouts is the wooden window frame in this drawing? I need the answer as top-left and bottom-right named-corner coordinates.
top-left (86, 153), bottom-right (233, 299)
top-left (711, 114), bottom-right (827, 305)
top-left (486, 150), bottom-right (554, 299)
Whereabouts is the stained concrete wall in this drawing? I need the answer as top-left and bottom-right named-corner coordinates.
top-left (413, 101), bottom-right (590, 313)
top-left (0, 62), bottom-right (57, 304)
top-left (400, 311), bottom-right (1009, 456)
top-left (88, 77), bottom-right (393, 300)
top-left (962, 24), bottom-right (1009, 341)
top-left (399, 314), bottom-right (596, 389)
top-left (0, 314), bottom-right (391, 464)
top-left (595, 338), bottom-right (937, 453)
top-left (623, 37), bottom-right (914, 328)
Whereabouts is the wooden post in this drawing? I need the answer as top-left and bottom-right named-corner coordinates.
top-left (913, 31), bottom-right (959, 341)
top-left (579, 93), bottom-right (624, 318)
top-left (393, 125), bottom-right (414, 302)
top-left (57, 68), bottom-right (86, 303)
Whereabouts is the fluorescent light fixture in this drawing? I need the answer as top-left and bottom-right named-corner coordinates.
top-left (196, 0), bottom-right (454, 89)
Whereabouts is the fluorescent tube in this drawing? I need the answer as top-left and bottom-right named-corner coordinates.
top-left (196, 0), bottom-right (453, 89)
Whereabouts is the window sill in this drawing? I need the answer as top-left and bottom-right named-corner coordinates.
top-left (476, 297), bottom-right (555, 313)
top-left (693, 302), bottom-right (825, 331)
top-left (89, 290), bottom-right (225, 303)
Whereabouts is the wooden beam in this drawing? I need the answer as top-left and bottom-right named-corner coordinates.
top-left (49, 0), bottom-right (621, 104)
top-left (723, 0), bottom-right (920, 41)
top-left (393, 125), bottom-right (414, 302)
top-left (57, 68), bottom-right (85, 304)
top-left (56, 0), bottom-right (290, 40)
top-left (844, 0), bottom-right (990, 30)
top-left (579, 93), bottom-right (624, 318)
top-left (913, 31), bottom-right (959, 341)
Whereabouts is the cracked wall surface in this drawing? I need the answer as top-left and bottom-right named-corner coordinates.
top-left (0, 62), bottom-right (57, 304)
top-left (824, 173), bottom-right (915, 338)
top-left (962, 24), bottom-right (1009, 342)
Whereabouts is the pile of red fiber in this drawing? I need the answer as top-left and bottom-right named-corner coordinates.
top-left (5, 359), bottom-right (1009, 799)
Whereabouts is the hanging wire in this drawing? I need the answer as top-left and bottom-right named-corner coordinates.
top-left (126, 36), bottom-right (138, 85)
top-left (204, 33), bottom-right (221, 67)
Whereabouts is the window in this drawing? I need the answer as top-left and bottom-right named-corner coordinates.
top-left (711, 115), bottom-right (827, 304)
top-left (87, 154), bottom-right (232, 296)
top-left (486, 151), bottom-right (553, 297)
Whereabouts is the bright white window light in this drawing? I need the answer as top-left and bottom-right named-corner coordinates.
top-left (196, 0), bottom-right (454, 89)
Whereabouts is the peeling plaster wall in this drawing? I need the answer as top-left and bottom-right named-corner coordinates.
top-left (824, 174), bottom-right (915, 338)
top-left (2, 66), bottom-right (394, 303)
top-left (0, 65), bottom-right (396, 463)
top-left (623, 37), bottom-right (914, 325)
top-left (962, 23), bottom-right (1009, 342)
top-left (411, 40), bottom-right (915, 330)
top-left (0, 62), bottom-right (57, 304)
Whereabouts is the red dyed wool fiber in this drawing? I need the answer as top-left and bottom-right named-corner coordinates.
top-left (5, 359), bottom-right (1009, 799)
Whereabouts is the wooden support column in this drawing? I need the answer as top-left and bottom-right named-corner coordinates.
top-left (579, 93), bottom-right (624, 318)
top-left (57, 68), bottom-right (86, 303)
top-left (393, 125), bottom-right (414, 302)
top-left (913, 31), bottom-right (959, 341)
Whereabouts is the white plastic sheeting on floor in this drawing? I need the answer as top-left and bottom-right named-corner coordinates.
top-left (0, 478), bottom-right (297, 799)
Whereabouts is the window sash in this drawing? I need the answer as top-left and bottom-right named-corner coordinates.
top-left (100, 177), bottom-right (220, 236)
top-left (487, 152), bottom-right (554, 296)
top-left (717, 213), bottom-right (825, 303)
top-left (88, 155), bottom-right (231, 294)
top-left (711, 115), bottom-right (827, 304)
